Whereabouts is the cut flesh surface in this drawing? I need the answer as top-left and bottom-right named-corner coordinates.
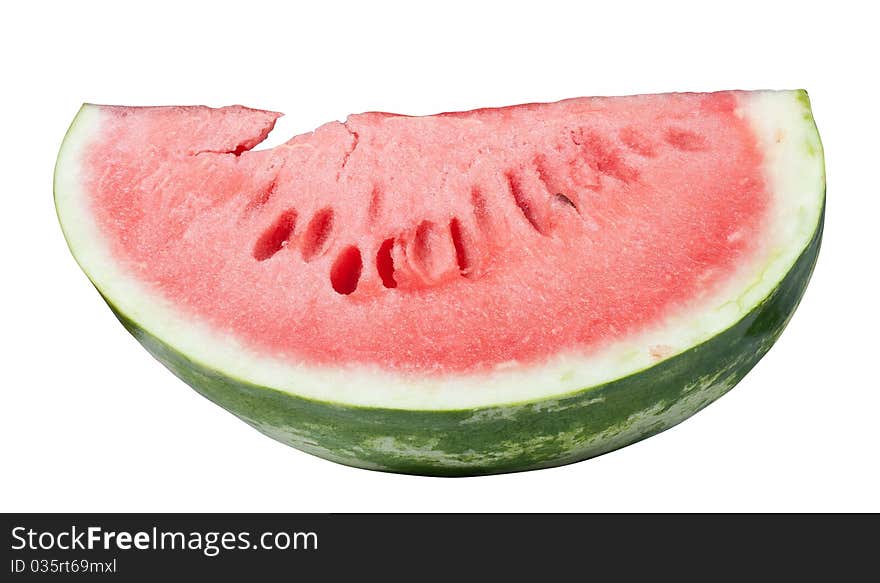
top-left (55, 91), bottom-right (825, 410)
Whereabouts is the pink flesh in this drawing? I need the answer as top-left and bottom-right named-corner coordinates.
top-left (84, 93), bottom-right (768, 374)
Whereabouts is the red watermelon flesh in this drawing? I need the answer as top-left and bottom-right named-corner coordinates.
top-left (82, 92), bottom-right (768, 374)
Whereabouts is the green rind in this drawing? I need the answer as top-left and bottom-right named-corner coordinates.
top-left (104, 210), bottom-right (822, 476)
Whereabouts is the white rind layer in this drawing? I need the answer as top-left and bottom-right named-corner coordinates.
top-left (54, 91), bottom-right (825, 410)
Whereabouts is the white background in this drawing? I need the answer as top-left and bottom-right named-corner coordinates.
top-left (1, 1), bottom-right (877, 512)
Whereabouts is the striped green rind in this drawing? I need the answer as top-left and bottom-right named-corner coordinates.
top-left (107, 213), bottom-right (822, 476)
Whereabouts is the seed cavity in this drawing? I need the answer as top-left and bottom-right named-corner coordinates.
top-left (367, 185), bottom-right (382, 223)
top-left (555, 193), bottom-right (578, 211)
top-left (471, 186), bottom-right (491, 231)
top-left (449, 218), bottom-right (471, 276)
top-left (301, 207), bottom-right (335, 262)
top-left (376, 238), bottom-right (397, 288)
top-left (619, 127), bottom-right (657, 157)
top-left (245, 177), bottom-right (278, 212)
top-left (252, 209), bottom-right (297, 261)
top-left (664, 128), bottom-right (707, 151)
top-left (506, 172), bottom-right (547, 235)
top-left (330, 246), bottom-right (362, 295)
top-left (533, 155), bottom-right (555, 192)
top-left (413, 220), bottom-right (437, 269)
top-left (574, 129), bottom-right (639, 184)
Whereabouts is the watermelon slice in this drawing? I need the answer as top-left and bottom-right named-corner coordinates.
top-left (54, 90), bottom-right (824, 476)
